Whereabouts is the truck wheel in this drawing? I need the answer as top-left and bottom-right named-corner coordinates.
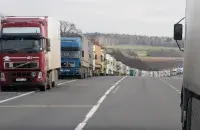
top-left (85, 72), bottom-right (88, 78)
top-left (39, 85), bottom-right (47, 91)
top-left (47, 72), bottom-right (52, 89)
top-left (79, 73), bottom-right (84, 79)
top-left (53, 70), bottom-right (58, 87)
top-left (1, 86), bottom-right (9, 92)
top-left (78, 74), bottom-right (82, 79)
top-left (39, 73), bottom-right (49, 91)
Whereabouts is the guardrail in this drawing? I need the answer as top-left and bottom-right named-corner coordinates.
top-left (132, 67), bottom-right (183, 77)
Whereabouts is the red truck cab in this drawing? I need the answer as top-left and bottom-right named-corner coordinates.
top-left (0, 16), bottom-right (51, 91)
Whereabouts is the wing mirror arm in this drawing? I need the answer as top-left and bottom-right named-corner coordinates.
top-left (46, 39), bottom-right (51, 52)
top-left (173, 17), bottom-right (185, 52)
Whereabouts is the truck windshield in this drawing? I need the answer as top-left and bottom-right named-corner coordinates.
top-left (0, 39), bottom-right (43, 53)
top-left (61, 51), bottom-right (80, 58)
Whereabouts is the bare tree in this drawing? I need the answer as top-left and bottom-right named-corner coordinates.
top-left (75, 29), bottom-right (83, 35)
top-left (60, 21), bottom-right (82, 36)
top-left (67, 23), bottom-right (76, 34)
top-left (60, 20), bottom-right (69, 36)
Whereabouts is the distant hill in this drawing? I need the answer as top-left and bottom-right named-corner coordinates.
top-left (85, 33), bottom-right (184, 48)
top-left (107, 49), bottom-right (183, 70)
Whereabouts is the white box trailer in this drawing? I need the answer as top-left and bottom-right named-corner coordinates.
top-left (110, 56), bottom-right (114, 75)
top-left (117, 61), bottom-right (123, 75)
top-left (126, 66), bottom-right (130, 76)
top-left (106, 54), bottom-right (112, 75)
top-left (93, 45), bottom-right (96, 71)
top-left (46, 17), bottom-right (61, 70)
top-left (122, 64), bottom-right (126, 75)
top-left (113, 58), bottom-right (117, 75)
top-left (82, 36), bottom-right (90, 68)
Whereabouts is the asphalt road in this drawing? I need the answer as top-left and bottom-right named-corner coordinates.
top-left (0, 76), bottom-right (182, 130)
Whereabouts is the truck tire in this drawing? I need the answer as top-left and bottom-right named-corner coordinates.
top-left (1, 86), bottom-right (10, 92)
top-left (39, 73), bottom-right (50, 91)
top-left (39, 84), bottom-right (47, 91)
top-left (53, 70), bottom-right (58, 87)
top-left (78, 73), bottom-right (83, 79)
top-left (47, 72), bottom-right (52, 90)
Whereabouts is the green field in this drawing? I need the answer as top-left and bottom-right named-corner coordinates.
top-left (104, 45), bottom-right (178, 51)
top-left (104, 45), bottom-right (179, 57)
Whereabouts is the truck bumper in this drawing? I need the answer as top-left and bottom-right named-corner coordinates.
top-left (59, 72), bottom-right (80, 77)
top-left (59, 68), bottom-right (80, 77)
top-left (0, 81), bottom-right (45, 88)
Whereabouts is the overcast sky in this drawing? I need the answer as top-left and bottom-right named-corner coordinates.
top-left (0, 0), bottom-right (186, 36)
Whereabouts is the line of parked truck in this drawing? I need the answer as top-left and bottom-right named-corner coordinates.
top-left (138, 67), bottom-right (183, 77)
top-left (0, 16), bottom-right (131, 91)
top-left (59, 35), bottom-right (131, 78)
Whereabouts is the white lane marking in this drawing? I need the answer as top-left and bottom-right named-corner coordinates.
top-left (162, 77), bottom-right (183, 80)
top-left (58, 80), bottom-right (76, 86)
top-left (74, 76), bottom-right (127, 130)
top-left (0, 105), bottom-right (93, 108)
top-left (0, 91), bottom-right (35, 104)
top-left (112, 85), bottom-right (120, 94)
top-left (159, 78), bottom-right (181, 94)
top-left (0, 80), bottom-right (76, 104)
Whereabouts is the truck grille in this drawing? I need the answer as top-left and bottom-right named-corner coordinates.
top-left (4, 62), bottom-right (38, 69)
top-left (12, 78), bottom-right (33, 83)
top-left (11, 72), bottom-right (32, 77)
top-left (61, 62), bottom-right (75, 67)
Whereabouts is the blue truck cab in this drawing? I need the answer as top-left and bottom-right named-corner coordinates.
top-left (59, 37), bottom-right (82, 78)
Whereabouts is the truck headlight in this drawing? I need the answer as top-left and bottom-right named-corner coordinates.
top-left (0, 72), bottom-right (5, 81)
top-left (38, 72), bottom-right (43, 79)
top-left (31, 72), bottom-right (36, 77)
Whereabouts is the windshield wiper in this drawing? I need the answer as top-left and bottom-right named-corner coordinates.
top-left (12, 62), bottom-right (31, 69)
top-left (19, 48), bottom-right (39, 53)
top-left (0, 49), bottom-right (18, 53)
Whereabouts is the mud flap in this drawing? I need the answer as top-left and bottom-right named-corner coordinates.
top-left (182, 89), bottom-right (200, 130)
top-left (190, 97), bottom-right (200, 130)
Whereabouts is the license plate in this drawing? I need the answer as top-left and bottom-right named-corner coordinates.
top-left (16, 78), bottom-right (27, 81)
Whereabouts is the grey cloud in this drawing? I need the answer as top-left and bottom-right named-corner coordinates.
top-left (0, 0), bottom-right (185, 36)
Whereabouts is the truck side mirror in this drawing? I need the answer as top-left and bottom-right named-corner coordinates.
top-left (46, 47), bottom-right (51, 52)
top-left (46, 39), bottom-right (51, 47)
top-left (82, 51), bottom-right (84, 57)
top-left (174, 24), bottom-right (183, 40)
top-left (46, 39), bottom-right (51, 52)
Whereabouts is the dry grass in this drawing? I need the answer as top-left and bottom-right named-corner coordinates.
top-left (140, 57), bottom-right (183, 62)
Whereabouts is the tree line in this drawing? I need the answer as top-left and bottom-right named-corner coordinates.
top-left (59, 21), bottom-right (183, 48)
top-left (85, 33), bottom-right (184, 48)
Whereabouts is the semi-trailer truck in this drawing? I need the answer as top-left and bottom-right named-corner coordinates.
top-left (100, 48), bottom-right (106, 76)
top-left (126, 66), bottom-right (130, 76)
top-left (129, 68), bottom-right (135, 76)
top-left (116, 61), bottom-right (122, 76)
top-left (121, 64), bottom-right (126, 76)
top-left (110, 56), bottom-right (114, 76)
top-left (106, 54), bottom-right (112, 76)
top-left (0, 16), bottom-right (61, 91)
top-left (93, 43), bottom-right (101, 76)
top-left (92, 44), bottom-right (96, 76)
top-left (59, 35), bottom-right (91, 79)
top-left (113, 58), bottom-right (117, 76)
top-left (174, 0), bottom-right (200, 129)
top-left (88, 40), bottom-right (93, 77)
